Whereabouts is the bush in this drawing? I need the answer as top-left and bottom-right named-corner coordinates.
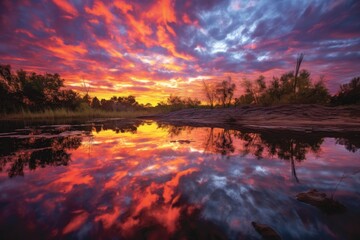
top-left (331, 77), bottom-right (360, 105)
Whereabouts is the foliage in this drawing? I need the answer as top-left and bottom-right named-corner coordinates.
top-left (97, 95), bottom-right (143, 111)
top-left (0, 64), bottom-right (155, 116)
top-left (2, 63), bottom-right (359, 118)
top-left (202, 76), bottom-right (236, 108)
top-left (202, 80), bottom-right (216, 108)
top-left (91, 96), bottom-right (101, 109)
top-left (215, 77), bottom-right (236, 107)
top-left (156, 95), bottom-right (201, 111)
top-left (236, 70), bottom-right (331, 106)
top-left (331, 77), bottom-right (360, 105)
top-left (236, 75), bottom-right (267, 105)
top-left (0, 64), bottom-right (84, 113)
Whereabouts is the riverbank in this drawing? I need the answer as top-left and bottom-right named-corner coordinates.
top-left (150, 104), bottom-right (360, 133)
top-left (0, 108), bottom-right (163, 121)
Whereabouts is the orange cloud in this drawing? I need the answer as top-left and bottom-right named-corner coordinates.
top-left (44, 37), bottom-right (88, 60)
top-left (146, 0), bottom-right (177, 24)
top-left (85, 0), bottom-right (115, 24)
top-left (113, 1), bottom-right (133, 13)
top-left (52, 0), bottom-right (78, 17)
top-left (145, 0), bottom-right (177, 36)
top-left (96, 39), bottom-right (123, 58)
top-left (182, 14), bottom-right (192, 24)
top-left (163, 168), bottom-right (198, 204)
top-left (156, 26), bottom-right (193, 61)
top-left (62, 211), bottom-right (89, 234)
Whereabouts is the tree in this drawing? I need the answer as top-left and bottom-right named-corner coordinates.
top-left (296, 78), bottom-right (330, 104)
top-left (293, 53), bottom-right (304, 93)
top-left (81, 78), bottom-right (91, 106)
top-left (332, 77), bottom-right (360, 105)
top-left (265, 77), bottom-right (282, 104)
top-left (202, 80), bottom-right (216, 108)
top-left (0, 65), bottom-right (23, 112)
top-left (157, 95), bottom-right (201, 110)
top-left (1, 64), bottom-right (79, 112)
top-left (82, 94), bottom-right (91, 106)
top-left (237, 70), bottom-right (331, 106)
top-left (184, 97), bottom-right (201, 107)
top-left (145, 103), bottom-right (152, 108)
top-left (240, 76), bottom-right (266, 104)
top-left (91, 96), bottom-right (101, 109)
top-left (215, 76), bottom-right (236, 107)
top-left (57, 90), bottom-right (82, 110)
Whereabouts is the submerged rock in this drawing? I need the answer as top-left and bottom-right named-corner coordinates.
top-left (296, 189), bottom-right (346, 214)
top-left (251, 222), bottom-right (282, 240)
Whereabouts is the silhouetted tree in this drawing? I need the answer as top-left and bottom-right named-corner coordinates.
top-left (296, 78), bottom-right (330, 104)
top-left (293, 53), bottom-right (304, 93)
top-left (237, 70), bottom-right (330, 105)
top-left (202, 80), bottom-right (216, 108)
top-left (160, 95), bottom-right (201, 110)
top-left (91, 96), bottom-right (101, 109)
top-left (0, 64), bottom-right (85, 113)
top-left (0, 65), bottom-right (23, 112)
top-left (82, 94), bottom-right (91, 106)
top-left (215, 76), bottom-right (236, 107)
top-left (58, 89), bottom-right (82, 110)
top-left (331, 76), bottom-right (360, 105)
top-left (239, 76), bottom-right (266, 104)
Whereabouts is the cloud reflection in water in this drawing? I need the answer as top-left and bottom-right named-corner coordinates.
top-left (0, 120), bottom-right (359, 239)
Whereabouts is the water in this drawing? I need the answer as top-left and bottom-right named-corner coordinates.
top-left (0, 120), bottom-right (359, 239)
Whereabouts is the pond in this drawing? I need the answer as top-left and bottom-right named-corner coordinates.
top-left (0, 120), bottom-right (359, 239)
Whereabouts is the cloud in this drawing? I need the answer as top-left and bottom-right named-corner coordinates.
top-left (52, 0), bottom-right (78, 17)
top-left (0, 0), bottom-right (359, 103)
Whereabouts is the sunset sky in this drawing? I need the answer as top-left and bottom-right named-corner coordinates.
top-left (1, 0), bottom-right (359, 104)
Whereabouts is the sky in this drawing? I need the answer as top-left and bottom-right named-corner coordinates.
top-left (1, 0), bottom-right (359, 104)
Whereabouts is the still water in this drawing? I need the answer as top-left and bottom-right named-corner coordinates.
top-left (0, 120), bottom-right (359, 239)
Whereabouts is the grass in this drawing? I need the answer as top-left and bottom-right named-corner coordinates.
top-left (0, 108), bottom-right (166, 121)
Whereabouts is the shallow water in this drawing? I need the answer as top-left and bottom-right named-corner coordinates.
top-left (0, 120), bottom-right (359, 239)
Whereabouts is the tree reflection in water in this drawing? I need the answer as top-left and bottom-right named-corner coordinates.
top-left (0, 131), bottom-right (82, 178)
top-left (0, 121), bottom-right (359, 239)
top-left (336, 136), bottom-right (360, 153)
top-left (200, 127), bottom-right (325, 182)
top-left (0, 120), bottom-right (142, 177)
top-left (203, 128), bottom-right (235, 156)
top-left (157, 123), bottom-right (194, 137)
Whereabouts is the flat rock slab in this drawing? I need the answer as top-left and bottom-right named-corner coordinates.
top-left (296, 189), bottom-right (346, 214)
top-left (152, 105), bottom-right (360, 133)
top-left (252, 222), bottom-right (282, 240)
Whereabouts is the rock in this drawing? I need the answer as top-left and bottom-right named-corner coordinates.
top-left (296, 189), bottom-right (346, 214)
top-left (251, 222), bottom-right (282, 240)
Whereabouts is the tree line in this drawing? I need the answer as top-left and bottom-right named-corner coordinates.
top-left (203, 71), bottom-right (359, 107)
top-left (156, 95), bottom-right (201, 110)
top-left (0, 64), bottom-right (152, 114)
top-left (202, 54), bottom-right (359, 107)
top-left (1, 63), bottom-right (359, 115)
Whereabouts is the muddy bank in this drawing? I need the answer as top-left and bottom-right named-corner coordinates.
top-left (147, 105), bottom-right (360, 133)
